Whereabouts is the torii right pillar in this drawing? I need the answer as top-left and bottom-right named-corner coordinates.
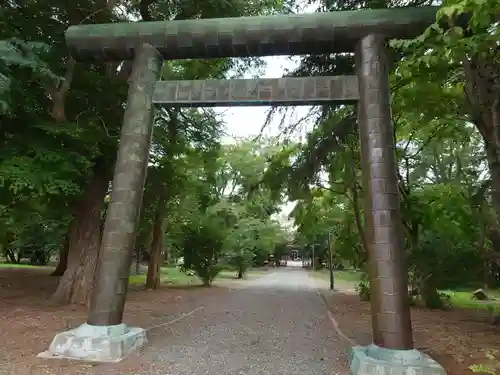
top-left (351, 33), bottom-right (446, 375)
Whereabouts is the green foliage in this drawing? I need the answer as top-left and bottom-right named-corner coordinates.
top-left (390, 0), bottom-right (499, 61)
top-left (224, 216), bottom-right (286, 277)
top-left (259, 0), bottom-right (500, 308)
top-left (356, 276), bottom-right (371, 302)
top-left (13, 218), bottom-right (65, 266)
top-left (169, 138), bottom-right (289, 284)
top-left (408, 184), bottom-right (484, 286)
top-left (0, 0), bottom-right (292, 293)
top-left (0, 39), bottom-right (59, 114)
top-left (181, 221), bottom-right (225, 286)
top-left (1, 210), bottom-right (67, 265)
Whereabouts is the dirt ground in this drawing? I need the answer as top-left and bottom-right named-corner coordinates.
top-left (0, 268), bottom-right (226, 374)
top-left (2, 268), bottom-right (500, 375)
top-left (325, 292), bottom-right (500, 375)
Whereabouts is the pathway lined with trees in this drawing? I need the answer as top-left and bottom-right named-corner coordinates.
top-left (0, 268), bottom-right (350, 375)
top-left (140, 268), bottom-right (348, 375)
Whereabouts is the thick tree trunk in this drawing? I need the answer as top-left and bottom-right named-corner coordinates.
top-left (51, 235), bottom-right (69, 276)
top-left (145, 211), bottom-right (166, 290)
top-left (51, 169), bottom-right (110, 305)
top-left (484, 140), bottom-right (500, 221)
top-left (464, 55), bottom-right (500, 222)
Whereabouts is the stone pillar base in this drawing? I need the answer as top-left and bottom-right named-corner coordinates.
top-left (37, 323), bottom-right (147, 363)
top-left (350, 344), bottom-right (446, 375)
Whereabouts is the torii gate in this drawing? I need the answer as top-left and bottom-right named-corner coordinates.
top-left (39, 6), bottom-right (445, 375)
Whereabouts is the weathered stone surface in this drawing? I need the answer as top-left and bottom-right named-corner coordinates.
top-left (38, 323), bottom-right (146, 363)
top-left (39, 44), bottom-right (161, 365)
top-left (88, 43), bottom-right (162, 327)
top-left (356, 34), bottom-right (413, 349)
top-left (152, 76), bottom-right (359, 106)
top-left (350, 345), bottom-right (446, 375)
top-left (65, 7), bottom-right (438, 62)
top-left (473, 288), bottom-right (489, 300)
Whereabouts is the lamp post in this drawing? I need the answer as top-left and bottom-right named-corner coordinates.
top-left (328, 231), bottom-right (335, 290)
top-left (312, 244), bottom-right (315, 270)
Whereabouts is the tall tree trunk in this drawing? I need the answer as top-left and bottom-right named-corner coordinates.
top-left (145, 209), bottom-right (166, 290)
top-left (51, 167), bottom-right (110, 305)
top-left (135, 248), bottom-right (141, 275)
top-left (144, 110), bottom-right (177, 289)
top-left (1, 232), bottom-right (17, 263)
top-left (164, 242), bottom-right (170, 265)
top-left (464, 55), bottom-right (500, 221)
top-left (51, 235), bottom-right (69, 276)
top-left (346, 146), bottom-right (369, 257)
top-left (134, 214), bottom-right (151, 275)
top-left (349, 185), bottom-right (368, 255)
top-left (485, 142), bottom-right (500, 222)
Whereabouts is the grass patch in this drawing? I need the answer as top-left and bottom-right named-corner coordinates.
top-left (128, 274), bottom-right (147, 285)
top-left (0, 263), bottom-right (266, 285)
top-left (0, 263), bottom-right (54, 269)
top-left (217, 268), bottom-right (268, 280)
top-left (310, 268), bottom-right (362, 283)
top-left (129, 266), bottom-right (200, 286)
top-left (311, 267), bottom-right (500, 311)
top-left (0, 263), bottom-right (200, 287)
top-left (336, 269), bottom-right (363, 282)
top-left (130, 266), bottom-right (268, 286)
top-left (160, 266), bottom-right (200, 285)
top-left (441, 289), bottom-right (500, 310)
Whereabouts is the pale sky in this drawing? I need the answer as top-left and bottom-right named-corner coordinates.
top-left (218, 56), bottom-right (313, 143)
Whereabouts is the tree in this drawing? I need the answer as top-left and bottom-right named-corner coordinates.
top-left (143, 108), bottom-right (224, 289)
top-left (259, 0), bottom-right (500, 307)
top-left (1, 0), bottom-right (291, 303)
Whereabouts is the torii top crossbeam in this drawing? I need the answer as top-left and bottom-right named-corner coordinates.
top-left (66, 6), bottom-right (438, 62)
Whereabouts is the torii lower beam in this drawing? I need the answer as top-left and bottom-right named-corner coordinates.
top-left (152, 76), bottom-right (359, 106)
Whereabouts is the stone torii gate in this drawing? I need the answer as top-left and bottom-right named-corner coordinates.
top-left (39, 6), bottom-right (445, 375)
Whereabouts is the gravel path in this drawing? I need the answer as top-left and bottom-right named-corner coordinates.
top-left (138, 267), bottom-right (350, 375)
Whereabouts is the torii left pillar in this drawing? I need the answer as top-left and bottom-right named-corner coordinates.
top-left (38, 44), bottom-right (162, 362)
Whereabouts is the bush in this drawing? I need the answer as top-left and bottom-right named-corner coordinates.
top-left (181, 223), bottom-right (225, 286)
top-left (29, 248), bottom-right (51, 266)
top-left (227, 250), bottom-right (254, 279)
top-left (356, 279), bottom-right (371, 301)
top-left (193, 262), bottom-right (222, 286)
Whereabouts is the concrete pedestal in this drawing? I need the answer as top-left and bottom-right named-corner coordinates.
top-left (38, 323), bottom-right (146, 363)
top-left (350, 344), bottom-right (446, 375)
